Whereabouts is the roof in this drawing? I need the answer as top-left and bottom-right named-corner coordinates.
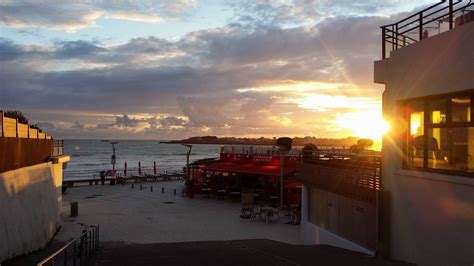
top-left (201, 161), bottom-right (296, 177)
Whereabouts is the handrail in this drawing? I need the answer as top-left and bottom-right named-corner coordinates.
top-left (381, 0), bottom-right (473, 59)
top-left (37, 224), bottom-right (99, 266)
top-left (53, 139), bottom-right (64, 157)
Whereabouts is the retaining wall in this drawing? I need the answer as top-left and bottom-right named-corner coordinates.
top-left (0, 162), bottom-right (64, 262)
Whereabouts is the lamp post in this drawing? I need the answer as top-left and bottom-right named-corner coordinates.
top-left (280, 149), bottom-right (285, 208)
top-left (110, 141), bottom-right (119, 172)
top-left (181, 144), bottom-right (193, 180)
top-left (277, 137), bottom-right (292, 208)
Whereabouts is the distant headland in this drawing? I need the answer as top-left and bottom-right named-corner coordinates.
top-left (160, 135), bottom-right (361, 147)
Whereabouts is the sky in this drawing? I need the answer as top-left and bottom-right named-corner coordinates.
top-left (0, 0), bottom-right (435, 140)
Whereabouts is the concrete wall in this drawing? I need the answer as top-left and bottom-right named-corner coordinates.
top-left (0, 158), bottom-right (68, 263)
top-left (375, 22), bottom-right (474, 266)
top-left (300, 185), bottom-right (374, 255)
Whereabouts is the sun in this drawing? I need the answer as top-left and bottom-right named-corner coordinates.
top-left (334, 110), bottom-right (389, 140)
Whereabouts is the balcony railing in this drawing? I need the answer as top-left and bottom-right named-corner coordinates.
top-left (381, 0), bottom-right (474, 59)
top-left (298, 151), bottom-right (381, 203)
top-left (53, 139), bottom-right (64, 157)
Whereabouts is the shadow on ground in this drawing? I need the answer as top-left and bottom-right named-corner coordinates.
top-left (97, 239), bottom-right (413, 266)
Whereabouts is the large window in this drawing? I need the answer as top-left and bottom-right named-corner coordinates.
top-left (404, 91), bottom-right (474, 176)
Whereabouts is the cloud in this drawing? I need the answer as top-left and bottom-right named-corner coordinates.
top-left (0, 2), bottom-right (103, 31)
top-left (71, 121), bottom-right (85, 130)
top-left (0, 0), bottom-right (197, 31)
top-left (106, 11), bottom-right (165, 24)
top-left (2, 4), bottom-right (428, 139)
top-left (55, 40), bottom-right (108, 59)
top-left (0, 38), bottom-right (24, 60)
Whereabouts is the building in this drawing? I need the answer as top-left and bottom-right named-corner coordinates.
top-left (0, 112), bottom-right (70, 262)
top-left (299, 1), bottom-right (473, 265)
top-left (375, 1), bottom-right (473, 265)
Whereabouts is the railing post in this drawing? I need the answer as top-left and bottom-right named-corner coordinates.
top-left (382, 27), bottom-right (386, 59)
top-left (0, 111), bottom-right (3, 137)
top-left (73, 242), bottom-right (76, 266)
top-left (97, 224), bottom-right (100, 251)
top-left (419, 12), bottom-right (423, 41)
top-left (449, 0), bottom-right (453, 29)
top-left (15, 118), bottom-right (19, 138)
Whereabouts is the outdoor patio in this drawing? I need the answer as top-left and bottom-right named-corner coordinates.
top-left (57, 181), bottom-right (301, 245)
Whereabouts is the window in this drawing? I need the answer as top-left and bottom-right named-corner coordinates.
top-left (404, 91), bottom-right (474, 176)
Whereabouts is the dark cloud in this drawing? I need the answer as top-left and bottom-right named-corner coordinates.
top-left (36, 121), bottom-right (56, 129)
top-left (55, 40), bottom-right (108, 59)
top-left (0, 38), bottom-right (24, 61)
top-left (71, 121), bottom-right (85, 129)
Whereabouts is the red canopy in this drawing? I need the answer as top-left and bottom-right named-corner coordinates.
top-left (201, 162), bottom-right (296, 177)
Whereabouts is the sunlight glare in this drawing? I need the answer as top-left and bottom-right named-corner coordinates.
top-left (334, 110), bottom-right (389, 140)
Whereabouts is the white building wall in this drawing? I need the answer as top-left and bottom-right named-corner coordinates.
top-left (0, 158), bottom-right (68, 263)
top-left (300, 185), bottom-right (374, 255)
top-left (375, 22), bottom-right (474, 266)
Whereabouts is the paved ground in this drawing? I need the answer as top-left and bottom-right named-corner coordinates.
top-left (5, 181), bottom-right (412, 265)
top-left (97, 239), bottom-right (411, 266)
top-left (58, 181), bottom-right (301, 245)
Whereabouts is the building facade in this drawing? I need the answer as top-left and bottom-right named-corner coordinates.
top-left (374, 3), bottom-right (473, 265)
top-left (299, 2), bottom-right (473, 266)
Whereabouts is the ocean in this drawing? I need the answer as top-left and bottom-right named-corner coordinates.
top-left (63, 140), bottom-right (221, 180)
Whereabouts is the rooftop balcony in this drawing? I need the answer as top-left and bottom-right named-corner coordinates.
top-left (381, 0), bottom-right (473, 59)
top-left (298, 151), bottom-right (381, 204)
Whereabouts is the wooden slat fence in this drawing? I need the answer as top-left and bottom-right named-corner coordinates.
top-left (0, 111), bottom-right (59, 173)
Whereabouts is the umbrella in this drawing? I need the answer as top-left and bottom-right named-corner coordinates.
top-left (153, 161), bottom-right (157, 175)
top-left (124, 162), bottom-right (128, 176)
top-left (138, 161), bottom-right (142, 176)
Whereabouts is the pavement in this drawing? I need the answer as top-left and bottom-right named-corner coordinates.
top-left (4, 181), bottom-right (412, 265)
top-left (58, 181), bottom-right (301, 245)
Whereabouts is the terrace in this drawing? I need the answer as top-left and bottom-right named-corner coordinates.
top-left (381, 0), bottom-right (473, 59)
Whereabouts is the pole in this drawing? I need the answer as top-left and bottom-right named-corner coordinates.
top-left (112, 144), bottom-right (116, 171)
top-left (181, 144), bottom-right (193, 181)
top-left (280, 150), bottom-right (284, 208)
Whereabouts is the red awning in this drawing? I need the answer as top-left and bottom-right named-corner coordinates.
top-left (201, 162), bottom-right (296, 177)
top-left (285, 181), bottom-right (302, 188)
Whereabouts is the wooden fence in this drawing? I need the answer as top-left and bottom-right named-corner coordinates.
top-left (0, 111), bottom-right (56, 173)
top-left (0, 112), bottom-right (52, 139)
top-left (298, 152), bottom-right (382, 251)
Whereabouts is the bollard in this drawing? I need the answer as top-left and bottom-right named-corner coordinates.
top-left (140, 184), bottom-right (143, 190)
top-left (132, 184), bottom-right (134, 189)
top-left (70, 202), bottom-right (78, 217)
top-left (151, 186), bottom-right (153, 192)
top-left (162, 187), bottom-right (164, 193)
top-left (174, 189), bottom-right (176, 196)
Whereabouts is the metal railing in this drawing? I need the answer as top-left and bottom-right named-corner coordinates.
top-left (298, 151), bottom-right (382, 203)
top-left (53, 139), bottom-right (64, 157)
top-left (220, 145), bottom-right (354, 157)
top-left (38, 224), bottom-right (99, 266)
top-left (381, 0), bottom-right (473, 59)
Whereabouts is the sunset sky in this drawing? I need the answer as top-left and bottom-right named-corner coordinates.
top-left (0, 0), bottom-right (434, 140)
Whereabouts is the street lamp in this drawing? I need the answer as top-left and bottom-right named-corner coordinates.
top-left (110, 141), bottom-right (119, 173)
top-left (277, 137), bottom-right (292, 208)
top-left (181, 144), bottom-right (193, 180)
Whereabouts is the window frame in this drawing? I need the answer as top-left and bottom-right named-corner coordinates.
top-left (400, 90), bottom-right (474, 177)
